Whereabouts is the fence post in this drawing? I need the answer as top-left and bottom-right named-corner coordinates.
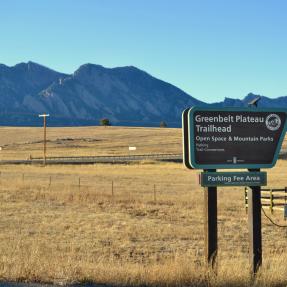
top-left (22, 173), bottom-right (25, 183)
top-left (78, 177), bottom-right (81, 192)
top-left (245, 187), bottom-right (248, 214)
top-left (49, 175), bottom-right (52, 191)
top-left (270, 189), bottom-right (273, 214)
top-left (285, 187), bottom-right (287, 220)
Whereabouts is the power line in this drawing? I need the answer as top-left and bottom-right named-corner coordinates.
top-left (261, 207), bottom-right (287, 228)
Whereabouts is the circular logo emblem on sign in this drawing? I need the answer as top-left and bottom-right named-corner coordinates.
top-left (265, 114), bottom-right (281, 131)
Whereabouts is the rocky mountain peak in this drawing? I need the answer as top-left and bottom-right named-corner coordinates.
top-left (0, 62), bottom-right (286, 127)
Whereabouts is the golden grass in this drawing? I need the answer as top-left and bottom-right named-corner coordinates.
top-left (0, 126), bottom-right (182, 160)
top-left (0, 126), bottom-right (286, 286)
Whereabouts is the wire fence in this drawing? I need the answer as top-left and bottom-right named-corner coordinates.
top-left (0, 171), bottom-right (198, 204)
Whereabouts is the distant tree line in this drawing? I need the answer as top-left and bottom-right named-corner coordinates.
top-left (99, 118), bottom-right (168, 127)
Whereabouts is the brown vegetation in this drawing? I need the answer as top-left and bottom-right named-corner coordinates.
top-left (0, 126), bottom-right (286, 286)
top-left (0, 126), bottom-right (181, 160)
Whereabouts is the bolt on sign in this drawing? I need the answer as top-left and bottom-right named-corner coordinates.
top-left (183, 107), bottom-right (287, 169)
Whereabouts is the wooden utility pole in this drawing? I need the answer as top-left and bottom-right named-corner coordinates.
top-left (204, 170), bottom-right (218, 269)
top-left (39, 114), bottom-right (50, 166)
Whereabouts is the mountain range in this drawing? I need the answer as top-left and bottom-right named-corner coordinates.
top-left (0, 61), bottom-right (286, 127)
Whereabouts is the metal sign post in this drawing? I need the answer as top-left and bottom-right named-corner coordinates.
top-left (284, 205), bottom-right (287, 220)
top-left (204, 169), bottom-right (217, 268)
top-left (247, 178), bottom-right (262, 275)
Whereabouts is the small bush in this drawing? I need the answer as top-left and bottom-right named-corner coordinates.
top-left (160, 121), bottom-right (167, 128)
top-left (100, 118), bottom-right (111, 126)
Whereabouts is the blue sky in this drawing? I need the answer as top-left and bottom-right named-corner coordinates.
top-left (0, 0), bottom-right (286, 102)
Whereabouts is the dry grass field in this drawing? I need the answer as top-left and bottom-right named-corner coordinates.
top-left (0, 126), bottom-right (182, 160)
top-left (0, 126), bottom-right (287, 286)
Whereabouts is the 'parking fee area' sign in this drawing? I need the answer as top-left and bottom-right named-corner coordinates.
top-left (186, 107), bottom-right (287, 169)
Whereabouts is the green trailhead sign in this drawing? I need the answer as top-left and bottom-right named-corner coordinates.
top-left (183, 107), bottom-right (287, 169)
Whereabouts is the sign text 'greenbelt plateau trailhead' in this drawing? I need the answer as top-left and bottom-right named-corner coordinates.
top-left (183, 107), bottom-right (287, 170)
